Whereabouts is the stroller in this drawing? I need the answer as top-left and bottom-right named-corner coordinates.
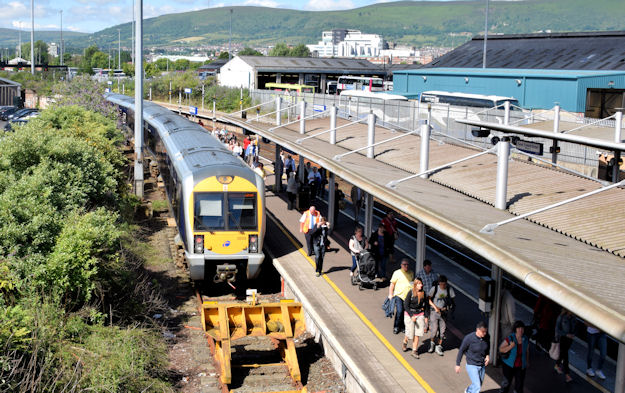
top-left (351, 251), bottom-right (378, 290)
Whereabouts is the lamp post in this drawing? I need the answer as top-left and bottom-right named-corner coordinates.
top-left (30, 0), bottom-right (34, 74)
top-left (117, 29), bottom-right (121, 69)
top-left (228, 9), bottom-right (232, 61)
top-left (482, 0), bottom-right (489, 68)
top-left (60, 10), bottom-right (63, 66)
top-left (134, 0), bottom-right (144, 197)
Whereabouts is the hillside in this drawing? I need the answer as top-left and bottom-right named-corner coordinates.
top-left (0, 28), bottom-right (87, 48)
top-left (65, 0), bottom-right (625, 49)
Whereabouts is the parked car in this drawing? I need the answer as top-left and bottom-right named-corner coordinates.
top-left (6, 108), bottom-right (37, 121)
top-left (0, 106), bottom-right (19, 120)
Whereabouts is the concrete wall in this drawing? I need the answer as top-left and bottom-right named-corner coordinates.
top-left (218, 57), bottom-right (254, 89)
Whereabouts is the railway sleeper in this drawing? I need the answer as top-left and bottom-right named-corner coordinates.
top-left (200, 300), bottom-right (306, 387)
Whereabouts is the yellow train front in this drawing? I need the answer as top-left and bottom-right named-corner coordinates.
top-left (188, 170), bottom-right (266, 283)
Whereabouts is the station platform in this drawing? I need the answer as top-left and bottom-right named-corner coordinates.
top-left (262, 177), bottom-right (608, 393)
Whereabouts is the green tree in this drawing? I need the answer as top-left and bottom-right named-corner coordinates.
top-left (172, 59), bottom-right (190, 71)
top-left (122, 62), bottom-right (135, 77)
top-left (90, 51), bottom-right (109, 69)
top-left (269, 43), bottom-right (290, 57)
top-left (20, 40), bottom-right (49, 64)
top-left (218, 51), bottom-right (230, 60)
top-left (238, 47), bottom-right (263, 56)
top-left (289, 44), bottom-right (310, 57)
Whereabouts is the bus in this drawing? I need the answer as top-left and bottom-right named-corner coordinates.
top-left (419, 91), bottom-right (521, 110)
top-left (265, 83), bottom-right (315, 94)
top-left (337, 76), bottom-right (384, 93)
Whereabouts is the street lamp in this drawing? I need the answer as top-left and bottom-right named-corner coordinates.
top-left (60, 10), bottom-right (63, 66)
top-left (117, 28), bottom-right (121, 69)
top-left (30, 0), bottom-right (34, 74)
top-left (482, 0), bottom-right (489, 68)
top-left (228, 9), bottom-right (232, 61)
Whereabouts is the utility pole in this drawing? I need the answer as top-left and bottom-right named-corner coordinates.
top-left (482, 0), bottom-right (489, 68)
top-left (30, 0), bottom-right (34, 74)
top-left (228, 9), bottom-right (232, 61)
top-left (60, 10), bottom-right (63, 66)
top-left (18, 26), bottom-right (21, 58)
top-left (134, 0), bottom-right (144, 197)
top-left (108, 45), bottom-right (111, 69)
top-left (132, 0), bottom-right (135, 64)
top-left (117, 29), bottom-right (121, 69)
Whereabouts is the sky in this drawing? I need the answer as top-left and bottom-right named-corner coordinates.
top-left (0, 0), bottom-right (459, 34)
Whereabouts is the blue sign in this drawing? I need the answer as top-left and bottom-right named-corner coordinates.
top-left (313, 104), bottom-right (327, 112)
top-left (184, 88), bottom-right (192, 94)
top-left (222, 241), bottom-right (231, 247)
top-left (189, 106), bottom-right (198, 115)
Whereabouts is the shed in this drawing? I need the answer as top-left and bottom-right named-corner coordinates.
top-left (0, 77), bottom-right (21, 107)
top-left (392, 68), bottom-right (625, 116)
top-left (218, 56), bottom-right (384, 93)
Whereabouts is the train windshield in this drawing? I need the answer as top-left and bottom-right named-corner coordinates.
top-left (227, 192), bottom-right (257, 230)
top-left (194, 193), bottom-right (225, 230)
top-left (194, 192), bottom-right (257, 231)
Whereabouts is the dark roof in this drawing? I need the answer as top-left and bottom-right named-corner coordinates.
top-left (427, 31), bottom-right (625, 70)
top-left (0, 77), bottom-right (21, 87)
top-left (237, 56), bottom-right (385, 75)
top-left (198, 59), bottom-right (228, 71)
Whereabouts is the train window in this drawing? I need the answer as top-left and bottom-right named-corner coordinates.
top-left (194, 193), bottom-right (225, 230)
top-left (227, 192), bottom-right (257, 230)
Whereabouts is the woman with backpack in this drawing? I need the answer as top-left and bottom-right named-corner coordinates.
top-left (499, 320), bottom-right (529, 393)
top-left (402, 277), bottom-right (429, 359)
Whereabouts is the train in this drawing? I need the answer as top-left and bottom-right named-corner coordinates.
top-left (106, 93), bottom-right (265, 283)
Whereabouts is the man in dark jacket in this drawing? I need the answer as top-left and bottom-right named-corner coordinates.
top-left (310, 217), bottom-right (330, 277)
top-left (368, 225), bottom-right (392, 279)
top-left (455, 321), bottom-right (490, 393)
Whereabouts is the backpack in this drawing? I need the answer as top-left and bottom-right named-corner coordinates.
top-left (431, 282), bottom-right (456, 313)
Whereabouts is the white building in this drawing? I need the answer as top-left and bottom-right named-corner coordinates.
top-left (307, 29), bottom-right (383, 58)
top-left (48, 43), bottom-right (59, 58)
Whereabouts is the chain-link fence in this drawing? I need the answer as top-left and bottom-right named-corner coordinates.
top-left (249, 89), bottom-right (615, 168)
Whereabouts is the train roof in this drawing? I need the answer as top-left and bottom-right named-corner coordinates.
top-left (106, 93), bottom-right (256, 183)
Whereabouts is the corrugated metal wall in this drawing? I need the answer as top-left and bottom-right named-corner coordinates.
top-left (0, 84), bottom-right (19, 106)
top-left (393, 70), bottom-right (625, 113)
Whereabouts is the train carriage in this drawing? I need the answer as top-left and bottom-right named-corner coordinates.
top-left (106, 94), bottom-right (265, 283)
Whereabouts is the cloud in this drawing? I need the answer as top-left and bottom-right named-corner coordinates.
top-left (305, 0), bottom-right (355, 11)
top-left (243, 0), bottom-right (279, 7)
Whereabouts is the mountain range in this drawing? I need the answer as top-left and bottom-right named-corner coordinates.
top-left (1, 0), bottom-right (625, 51)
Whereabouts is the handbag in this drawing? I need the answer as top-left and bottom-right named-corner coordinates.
top-left (549, 340), bottom-right (560, 360)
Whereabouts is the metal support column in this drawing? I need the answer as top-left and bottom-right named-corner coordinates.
top-left (367, 111), bottom-right (376, 158)
top-left (364, 193), bottom-right (374, 236)
top-left (133, 0), bottom-right (144, 198)
top-left (275, 145), bottom-right (282, 192)
top-left (330, 104), bottom-right (337, 145)
top-left (328, 173), bottom-right (336, 232)
top-left (495, 137), bottom-right (510, 210)
top-left (552, 104), bottom-right (560, 166)
top-left (415, 222), bottom-right (426, 273)
top-left (489, 265), bottom-right (503, 366)
top-left (503, 100), bottom-right (510, 125)
top-left (299, 101), bottom-right (307, 134)
top-left (420, 123), bottom-right (431, 179)
top-left (614, 111), bottom-right (623, 183)
top-left (212, 99), bottom-right (216, 130)
top-left (276, 97), bottom-right (282, 127)
top-left (298, 155), bottom-right (305, 185)
top-left (615, 342), bottom-right (625, 393)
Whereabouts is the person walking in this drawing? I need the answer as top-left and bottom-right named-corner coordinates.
top-left (499, 320), bottom-right (529, 393)
top-left (369, 225), bottom-right (391, 279)
top-left (402, 277), bottom-right (429, 359)
top-left (456, 321), bottom-right (490, 393)
top-left (428, 275), bottom-right (456, 356)
top-left (348, 226), bottom-right (368, 277)
top-left (310, 216), bottom-right (330, 277)
top-left (554, 309), bottom-right (577, 383)
top-left (415, 259), bottom-right (438, 295)
top-left (299, 206), bottom-right (320, 257)
top-left (381, 211), bottom-right (398, 262)
top-left (586, 323), bottom-right (607, 380)
top-left (388, 258), bottom-right (414, 335)
top-left (286, 172), bottom-right (298, 210)
top-left (350, 185), bottom-right (363, 224)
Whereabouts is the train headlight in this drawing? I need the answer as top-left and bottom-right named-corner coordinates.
top-left (248, 235), bottom-right (258, 253)
top-left (194, 235), bottom-right (204, 254)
